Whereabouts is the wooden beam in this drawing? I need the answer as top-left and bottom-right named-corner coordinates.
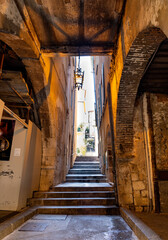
top-left (79, 0), bottom-right (84, 41)
top-left (41, 44), bottom-right (114, 56)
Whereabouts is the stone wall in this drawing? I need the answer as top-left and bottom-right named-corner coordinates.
top-left (117, 95), bottom-right (149, 211)
top-left (150, 94), bottom-right (168, 171)
top-left (109, 0), bottom-right (168, 155)
top-left (131, 97), bottom-right (149, 211)
top-left (150, 93), bottom-right (168, 212)
top-left (108, 0), bottom-right (168, 211)
top-left (117, 92), bottom-right (168, 212)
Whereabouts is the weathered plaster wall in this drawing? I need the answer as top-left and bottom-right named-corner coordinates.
top-left (39, 56), bottom-right (75, 190)
top-left (123, 0), bottom-right (168, 55)
top-left (99, 107), bottom-right (114, 183)
top-left (0, 1), bottom-right (75, 192)
top-left (99, 105), bottom-right (109, 172)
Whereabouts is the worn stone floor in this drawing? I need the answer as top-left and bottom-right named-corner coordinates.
top-left (135, 212), bottom-right (168, 240)
top-left (3, 215), bottom-right (138, 240)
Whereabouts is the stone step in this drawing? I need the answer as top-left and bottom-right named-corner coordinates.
top-left (34, 191), bottom-right (115, 198)
top-left (52, 185), bottom-right (113, 192)
top-left (69, 169), bottom-right (101, 174)
top-left (65, 179), bottom-right (107, 183)
top-left (66, 174), bottom-right (106, 179)
top-left (74, 161), bottom-right (100, 165)
top-left (75, 161), bottom-right (99, 164)
top-left (29, 197), bottom-right (116, 206)
top-left (75, 157), bottom-right (99, 162)
top-left (37, 205), bottom-right (120, 215)
top-left (73, 165), bottom-right (100, 169)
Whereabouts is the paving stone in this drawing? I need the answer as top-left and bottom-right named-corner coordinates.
top-left (3, 215), bottom-right (138, 240)
top-left (32, 214), bottom-right (67, 220)
top-left (19, 222), bottom-right (48, 232)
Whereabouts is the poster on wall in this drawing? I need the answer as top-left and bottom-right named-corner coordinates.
top-left (0, 119), bottom-right (15, 161)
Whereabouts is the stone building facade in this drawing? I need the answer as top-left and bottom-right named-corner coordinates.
top-left (94, 0), bottom-right (168, 212)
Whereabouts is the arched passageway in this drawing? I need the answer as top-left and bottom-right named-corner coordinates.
top-left (1, 4), bottom-right (168, 240)
top-left (133, 38), bottom-right (168, 213)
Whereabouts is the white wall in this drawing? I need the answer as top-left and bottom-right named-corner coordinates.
top-left (0, 119), bottom-right (41, 211)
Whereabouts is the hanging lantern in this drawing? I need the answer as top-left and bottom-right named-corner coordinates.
top-left (74, 56), bottom-right (84, 90)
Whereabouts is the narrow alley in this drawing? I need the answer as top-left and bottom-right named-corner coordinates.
top-left (0, 0), bottom-right (168, 240)
top-left (2, 156), bottom-right (138, 240)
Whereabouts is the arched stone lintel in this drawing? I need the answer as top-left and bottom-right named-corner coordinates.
top-left (0, 31), bottom-right (38, 59)
top-left (116, 27), bottom-right (167, 158)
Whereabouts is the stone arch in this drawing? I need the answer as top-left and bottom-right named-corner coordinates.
top-left (0, 31), bottom-right (51, 135)
top-left (116, 27), bottom-right (166, 158)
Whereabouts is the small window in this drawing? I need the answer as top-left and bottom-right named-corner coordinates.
top-left (102, 63), bottom-right (105, 104)
top-left (96, 65), bottom-right (98, 75)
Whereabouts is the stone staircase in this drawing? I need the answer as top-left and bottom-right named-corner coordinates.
top-left (29, 156), bottom-right (119, 215)
top-left (66, 156), bottom-right (106, 183)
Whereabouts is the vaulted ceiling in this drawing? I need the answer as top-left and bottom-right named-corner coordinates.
top-left (23, 0), bottom-right (125, 55)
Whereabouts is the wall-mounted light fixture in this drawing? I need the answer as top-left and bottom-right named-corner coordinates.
top-left (74, 55), bottom-right (84, 90)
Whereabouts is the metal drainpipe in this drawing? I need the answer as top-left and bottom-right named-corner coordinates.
top-left (140, 95), bottom-right (154, 212)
